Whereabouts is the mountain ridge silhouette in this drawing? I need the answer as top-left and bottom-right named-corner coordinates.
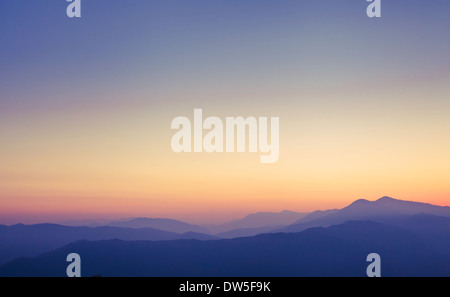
top-left (1, 216), bottom-right (449, 277)
top-left (276, 196), bottom-right (450, 233)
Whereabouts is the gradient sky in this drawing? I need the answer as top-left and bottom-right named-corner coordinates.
top-left (1, 0), bottom-right (450, 225)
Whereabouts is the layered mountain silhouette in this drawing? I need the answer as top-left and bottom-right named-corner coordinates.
top-left (0, 224), bottom-right (216, 265)
top-left (1, 217), bottom-right (449, 277)
top-left (61, 211), bottom-right (309, 236)
top-left (276, 196), bottom-right (450, 233)
top-left (0, 196), bottom-right (449, 276)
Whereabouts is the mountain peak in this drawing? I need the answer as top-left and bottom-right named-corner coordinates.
top-left (342, 196), bottom-right (450, 218)
top-left (349, 199), bottom-right (370, 206)
top-left (377, 196), bottom-right (397, 202)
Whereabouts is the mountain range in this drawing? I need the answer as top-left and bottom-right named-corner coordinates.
top-left (0, 196), bottom-right (449, 276)
top-left (1, 216), bottom-right (449, 277)
top-left (276, 196), bottom-right (450, 233)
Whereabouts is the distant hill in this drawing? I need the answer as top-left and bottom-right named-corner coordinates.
top-left (277, 196), bottom-right (450, 233)
top-left (292, 209), bottom-right (339, 224)
top-left (107, 218), bottom-right (209, 234)
top-left (204, 210), bottom-right (309, 234)
top-left (215, 225), bottom-right (283, 239)
top-left (58, 219), bottom-right (113, 227)
top-left (0, 224), bottom-right (216, 265)
top-left (1, 217), bottom-right (449, 277)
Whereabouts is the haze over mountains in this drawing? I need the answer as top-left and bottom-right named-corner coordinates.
top-left (107, 218), bottom-right (209, 234)
top-left (1, 196), bottom-right (449, 276)
top-left (202, 210), bottom-right (309, 233)
top-left (203, 210), bottom-right (309, 238)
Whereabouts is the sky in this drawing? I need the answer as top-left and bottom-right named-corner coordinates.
top-left (1, 0), bottom-right (450, 225)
